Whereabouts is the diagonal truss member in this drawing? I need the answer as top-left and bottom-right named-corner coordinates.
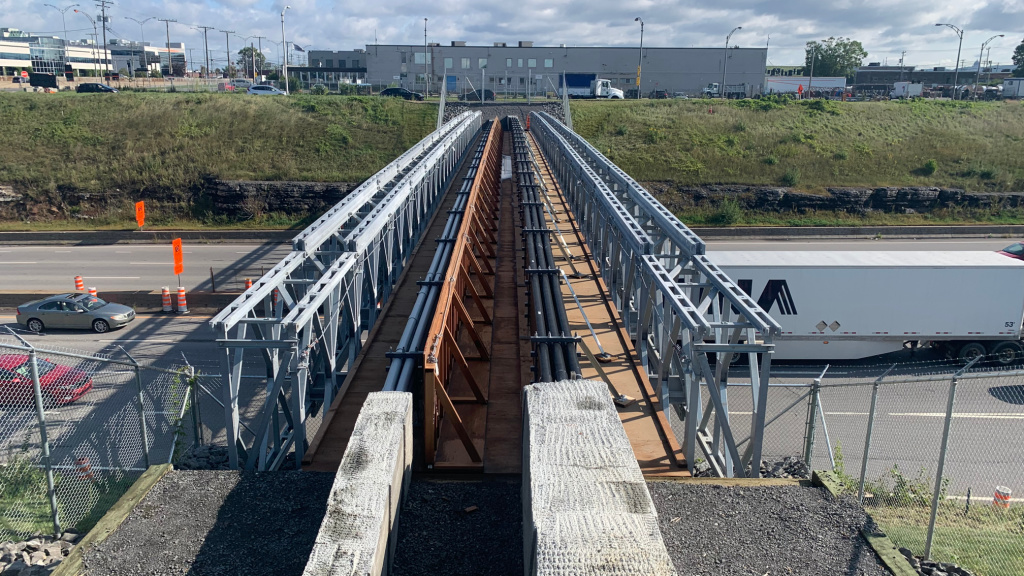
top-left (210, 112), bottom-right (483, 470)
top-left (529, 111), bottom-right (781, 478)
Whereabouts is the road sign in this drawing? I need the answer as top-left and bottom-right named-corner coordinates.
top-left (172, 238), bottom-right (184, 276)
top-left (135, 201), bottom-right (145, 228)
top-left (20, 71), bottom-right (28, 78)
top-left (798, 84), bottom-right (804, 94)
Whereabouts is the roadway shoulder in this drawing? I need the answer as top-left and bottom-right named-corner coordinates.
top-left (0, 230), bottom-right (293, 245)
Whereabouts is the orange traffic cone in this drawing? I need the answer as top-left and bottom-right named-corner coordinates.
top-left (161, 287), bottom-right (172, 312)
top-left (176, 287), bottom-right (189, 314)
top-left (87, 287), bottom-right (98, 298)
top-left (74, 275), bottom-right (84, 291)
top-left (245, 278), bottom-right (253, 290)
top-left (75, 457), bottom-right (95, 481)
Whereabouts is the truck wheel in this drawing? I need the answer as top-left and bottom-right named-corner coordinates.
top-left (957, 342), bottom-right (986, 363)
top-left (991, 341), bottom-right (1023, 366)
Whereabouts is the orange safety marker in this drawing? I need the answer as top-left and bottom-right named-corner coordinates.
top-left (176, 287), bottom-right (189, 314)
top-left (526, 115), bottom-right (531, 131)
top-left (87, 287), bottom-right (98, 298)
top-left (994, 486), bottom-right (1012, 509)
top-left (74, 275), bottom-right (84, 291)
top-left (272, 288), bottom-right (280, 307)
top-left (245, 278), bottom-right (253, 290)
top-left (161, 287), bottom-right (173, 312)
top-left (75, 457), bottom-right (95, 481)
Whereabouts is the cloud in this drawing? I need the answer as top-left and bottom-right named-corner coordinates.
top-left (7, 0), bottom-right (1023, 70)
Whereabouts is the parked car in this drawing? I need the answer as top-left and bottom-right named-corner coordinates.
top-left (76, 83), bottom-right (118, 93)
top-left (460, 89), bottom-right (495, 102)
top-left (648, 89), bottom-right (670, 99)
top-left (379, 87), bottom-right (424, 101)
top-left (11, 76), bottom-right (27, 84)
top-left (247, 84), bottom-right (287, 95)
top-left (998, 242), bottom-right (1024, 260)
top-left (0, 354), bottom-right (93, 407)
top-left (16, 293), bottom-right (136, 334)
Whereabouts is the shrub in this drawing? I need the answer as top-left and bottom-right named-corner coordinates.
top-left (833, 149), bottom-right (849, 161)
top-left (614, 124), bottom-right (628, 136)
top-left (733, 121), bottom-right (747, 132)
top-left (921, 159), bottom-right (938, 176)
top-left (781, 168), bottom-right (800, 187)
top-left (763, 155), bottom-right (779, 165)
top-left (310, 84), bottom-right (329, 96)
top-left (979, 167), bottom-right (998, 180)
top-left (645, 127), bottom-right (666, 144)
top-left (708, 198), bottom-right (743, 225)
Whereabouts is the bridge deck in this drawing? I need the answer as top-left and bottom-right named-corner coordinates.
top-left (527, 132), bottom-right (689, 477)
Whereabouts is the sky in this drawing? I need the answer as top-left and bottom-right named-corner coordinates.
top-left (5, 0), bottom-right (1023, 72)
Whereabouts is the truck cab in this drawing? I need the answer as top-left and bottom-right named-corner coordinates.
top-left (590, 79), bottom-right (624, 99)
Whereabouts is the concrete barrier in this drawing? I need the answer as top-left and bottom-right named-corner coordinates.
top-left (523, 380), bottom-right (677, 576)
top-left (692, 224), bottom-right (1024, 240)
top-left (303, 391), bottom-right (412, 576)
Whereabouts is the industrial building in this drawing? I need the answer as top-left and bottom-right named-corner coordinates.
top-left (854, 62), bottom-right (1013, 88)
top-left (310, 41), bottom-right (768, 97)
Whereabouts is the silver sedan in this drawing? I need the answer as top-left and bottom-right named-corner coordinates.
top-left (16, 293), bottom-right (136, 334)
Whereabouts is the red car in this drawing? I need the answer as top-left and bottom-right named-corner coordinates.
top-left (997, 242), bottom-right (1024, 260)
top-left (0, 354), bottom-right (93, 407)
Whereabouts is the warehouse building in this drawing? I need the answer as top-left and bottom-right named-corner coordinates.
top-left (310, 41), bottom-right (767, 97)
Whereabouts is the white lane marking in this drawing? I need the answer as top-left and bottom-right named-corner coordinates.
top-left (889, 412), bottom-right (1024, 419)
top-left (84, 276), bottom-right (143, 279)
top-left (54, 250), bottom-right (72, 253)
top-left (96, 339), bottom-right (182, 343)
top-left (128, 262), bottom-right (171, 265)
top-left (824, 412), bottom-right (869, 416)
top-left (115, 251), bottom-right (132, 254)
top-left (0, 261), bottom-right (37, 264)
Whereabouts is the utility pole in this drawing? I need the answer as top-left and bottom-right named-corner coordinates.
top-left (899, 50), bottom-right (906, 82)
top-left (634, 18), bottom-right (643, 99)
top-left (158, 18), bottom-right (176, 76)
top-left (220, 30), bottom-right (235, 78)
top-left (95, 0), bottom-right (112, 76)
top-left (254, 36), bottom-right (266, 81)
top-left (196, 25), bottom-right (215, 79)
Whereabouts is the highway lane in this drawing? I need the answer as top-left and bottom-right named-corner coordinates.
top-left (0, 243), bottom-right (291, 292)
top-left (706, 238), bottom-right (1017, 251)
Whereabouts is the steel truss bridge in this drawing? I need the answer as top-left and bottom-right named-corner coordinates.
top-left (211, 108), bottom-right (781, 478)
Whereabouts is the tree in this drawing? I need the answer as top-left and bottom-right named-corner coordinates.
top-left (805, 37), bottom-right (868, 81)
top-left (1013, 38), bottom-right (1024, 77)
top-left (237, 47), bottom-right (268, 78)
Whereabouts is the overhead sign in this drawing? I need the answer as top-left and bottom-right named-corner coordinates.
top-left (172, 238), bottom-right (184, 276)
top-left (135, 201), bottom-right (145, 228)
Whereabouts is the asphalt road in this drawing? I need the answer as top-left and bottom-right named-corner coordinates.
top-left (705, 238), bottom-right (1017, 251)
top-left (0, 243), bottom-right (292, 292)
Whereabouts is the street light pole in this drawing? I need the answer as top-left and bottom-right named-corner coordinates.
top-left (975, 34), bottom-right (1003, 100)
top-left (424, 18), bottom-right (429, 96)
top-left (935, 23), bottom-right (964, 100)
top-left (44, 4), bottom-right (78, 75)
top-left (721, 26), bottom-right (742, 98)
top-left (125, 17), bottom-right (154, 79)
top-left (634, 17), bottom-right (644, 99)
top-left (158, 18), bottom-right (176, 77)
top-left (74, 9), bottom-right (99, 76)
top-left (281, 6), bottom-right (291, 93)
top-left (220, 30), bottom-right (235, 79)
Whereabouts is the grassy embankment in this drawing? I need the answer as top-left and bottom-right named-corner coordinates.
top-left (571, 98), bottom-right (1024, 226)
top-left (0, 92), bottom-right (435, 229)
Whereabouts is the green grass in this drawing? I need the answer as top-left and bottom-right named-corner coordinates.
top-left (0, 92), bottom-right (435, 200)
top-left (870, 503), bottom-right (1024, 576)
top-left (677, 204), bottom-right (1024, 228)
top-left (571, 98), bottom-right (1024, 192)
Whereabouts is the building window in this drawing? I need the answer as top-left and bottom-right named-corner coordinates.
top-left (544, 58), bottom-right (553, 68)
top-left (339, 60), bottom-right (346, 68)
top-left (506, 58), bottom-right (512, 67)
top-left (413, 52), bottom-right (431, 64)
top-left (519, 77), bottom-right (525, 85)
top-left (527, 58), bottom-right (536, 68)
top-left (326, 59), bottom-right (333, 67)
top-left (461, 57), bottom-right (470, 69)
top-left (401, 52), bottom-right (407, 64)
top-left (478, 58), bottom-right (487, 69)
top-left (444, 57), bottom-right (453, 69)
top-left (518, 58), bottom-right (523, 67)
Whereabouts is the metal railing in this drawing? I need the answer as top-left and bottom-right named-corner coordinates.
top-left (0, 333), bottom-right (194, 540)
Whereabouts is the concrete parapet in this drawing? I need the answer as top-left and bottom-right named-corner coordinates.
top-left (302, 392), bottom-right (413, 576)
top-left (523, 380), bottom-right (677, 576)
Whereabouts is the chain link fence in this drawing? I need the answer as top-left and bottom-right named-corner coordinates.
top-left (0, 334), bottom-right (196, 541)
top-left (743, 354), bottom-right (1024, 576)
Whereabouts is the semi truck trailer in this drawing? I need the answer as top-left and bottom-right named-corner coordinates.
top-left (709, 251), bottom-right (1024, 363)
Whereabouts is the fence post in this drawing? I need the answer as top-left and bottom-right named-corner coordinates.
top-left (924, 358), bottom-right (976, 559)
top-left (189, 366), bottom-right (203, 446)
top-left (134, 363), bottom-right (151, 468)
top-left (28, 347), bottom-right (61, 536)
top-left (859, 364), bottom-right (894, 504)
top-left (803, 365), bottom-right (829, 465)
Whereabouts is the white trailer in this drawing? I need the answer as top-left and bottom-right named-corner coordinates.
top-left (709, 251), bottom-right (1024, 362)
top-left (1003, 78), bottom-right (1024, 99)
top-left (891, 81), bottom-right (923, 99)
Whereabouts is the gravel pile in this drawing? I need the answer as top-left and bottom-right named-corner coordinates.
top-left (81, 470), bottom-right (333, 576)
top-left (0, 532), bottom-right (79, 575)
top-left (391, 479), bottom-right (522, 576)
top-left (174, 446), bottom-right (300, 471)
top-left (690, 457), bottom-right (811, 479)
top-left (442, 101), bottom-right (565, 125)
top-left (899, 547), bottom-right (976, 576)
top-left (648, 482), bottom-right (890, 576)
